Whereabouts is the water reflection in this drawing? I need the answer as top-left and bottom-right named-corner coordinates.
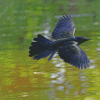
top-left (47, 67), bottom-right (90, 99)
top-left (47, 54), bottom-right (91, 99)
top-left (89, 64), bottom-right (96, 69)
top-left (1, 23), bottom-right (98, 100)
top-left (96, 48), bottom-right (100, 51)
top-left (22, 92), bottom-right (29, 97)
top-left (1, 5), bottom-right (100, 99)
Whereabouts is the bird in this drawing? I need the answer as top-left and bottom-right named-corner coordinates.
top-left (29, 15), bottom-right (91, 69)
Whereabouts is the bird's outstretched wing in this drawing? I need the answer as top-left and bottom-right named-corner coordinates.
top-left (58, 42), bottom-right (91, 69)
top-left (52, 15), bottom-right (76, 39)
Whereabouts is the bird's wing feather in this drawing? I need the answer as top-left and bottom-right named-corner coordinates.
top-left (52, 15), bottom-right (76, 39)
top-left (58, 42), bottom-right (91, 69)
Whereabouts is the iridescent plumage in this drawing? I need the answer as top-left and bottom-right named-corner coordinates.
top-left (29, 15), bottom-right (91, 69)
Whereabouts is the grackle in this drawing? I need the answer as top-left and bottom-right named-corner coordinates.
top-left (29, 15), bottom-right (91, 69)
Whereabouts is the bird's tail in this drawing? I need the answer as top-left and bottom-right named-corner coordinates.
top-left (29, 34), bottom-right (56, 60)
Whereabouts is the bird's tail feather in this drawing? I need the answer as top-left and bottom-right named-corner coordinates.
top-left (29, 34), bottom-right (56, 60)
top-left (48, 50), bottom-right (56, 61)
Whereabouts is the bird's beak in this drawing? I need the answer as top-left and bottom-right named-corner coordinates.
top-left (85, 38), bottom-right (91, 41)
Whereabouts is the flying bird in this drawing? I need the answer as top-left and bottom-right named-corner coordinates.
top-left (29, 15), bottom-right (91, 69)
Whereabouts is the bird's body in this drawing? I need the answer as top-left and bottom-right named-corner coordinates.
top-left (29, 15), bottom-right (91, 69)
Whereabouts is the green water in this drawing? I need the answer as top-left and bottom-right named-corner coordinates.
top-left (1, 0), bottom-right (100, 100)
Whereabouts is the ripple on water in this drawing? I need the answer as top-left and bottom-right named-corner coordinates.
top-left (52, 61), bottom-right (58, 64)
top-left (90, 60), bottom-right (95, 63)
top-left (66, 84), bottom-right (74, 89)
top-left (51, 80), bottom-right (57, 84)
top-left (65, 90), bottom-right (70, 97)
top-left (79, 76), bottom-right (87, 81)
top-left (55, 63), bottom-right (65, 67)
top-left (50, 73), bottom-right (59, 78)
top-left (56, 78), bottom-right (65, 84)
top-left (94, 22), bottom-right (99, 25)
top-left (96, 47), bottom-right (100, 51)
top-left (57, 86), bottom-right (64, 91)
top-left (81, 88), bottom-right (86, 93)
top-left (55, 64), bottom-right (61, 67)
top-left (2, 34), bottom-right (12, 37)
top-left (97, 43), bottom-right (100, 46)
top-left (58, 68), bottom-right (66, 73)
top-left (53, 53), bottom-right (58, 57)
top-left (89, 64), bottom-right (96, 69)
top-left (51, 79), bottom-right (64, 84)
top-left (74, 91), bottom-right (78, 97)
top-left (81, 83), bottom-right (88, 87)
top-left (22, 92), bottom-right (29, 97)
top-left (52, 58), bottom-right (59, 60)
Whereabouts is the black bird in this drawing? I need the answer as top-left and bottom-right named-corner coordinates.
top-left (29, 15), bottom-right (91, 69)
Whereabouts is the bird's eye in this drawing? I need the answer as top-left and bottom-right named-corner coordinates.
top-left (84, 37), bottom-right (86, 39)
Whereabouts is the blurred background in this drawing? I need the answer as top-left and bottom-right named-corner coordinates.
top-left (0, 0), bottom-right (100, 100)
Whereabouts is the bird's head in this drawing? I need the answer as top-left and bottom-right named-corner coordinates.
top-left (75, 37), bottom-right (91, 45)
